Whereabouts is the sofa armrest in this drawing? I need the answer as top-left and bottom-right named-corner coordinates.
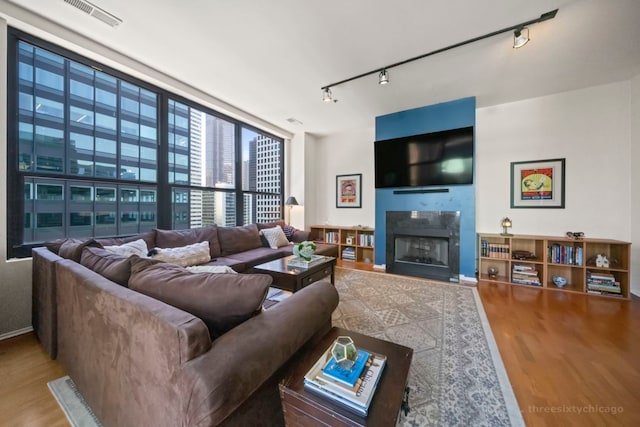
top-left (179, 280), bottom-right (339, 426)
top-left (56, 260), bottom-right (212, 426)
top-left (32, 246), bottom-right (64, 359)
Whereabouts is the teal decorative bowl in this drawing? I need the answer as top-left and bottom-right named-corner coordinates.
top-left (552, 276), bottom-right (567, 287)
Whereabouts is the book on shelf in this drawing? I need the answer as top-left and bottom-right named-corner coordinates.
top-left (587, 283), bottom-right (621, 293)
top-left (587, 289), bottom-right (623, 297)
top-left (512, 263), bottom-right (540, 286)
top-left (586, 271), bottom-right (616, 281)
top-left (513, 271), bottom-right (538, 278)
top-left (358, 234), bottom-right (374, 247)
top-left (512, 264), bottom-right (537, 272)
top-left (322, 349), bottom-right (370, 387)
top-left (304, 346), bottom-right (386, 417)
top-left (341, 246), bottom-right (356, 261)
top-left (512, 278), bottom-right (541, 286)
top-left (548, 243), bottom-right (583, 265)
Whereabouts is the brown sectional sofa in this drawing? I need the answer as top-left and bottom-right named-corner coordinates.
top-left (31, 221), bottom-right (339, 426)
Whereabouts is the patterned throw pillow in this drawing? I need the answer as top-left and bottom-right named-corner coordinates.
top-left (150, 241), bottom-right (211, 267)
top-left (259, 225), bottom-right (290, 249)
top-left (282, 224), bottom-right (297, 239)
top-left (103, 239), bottom-right (148, 258)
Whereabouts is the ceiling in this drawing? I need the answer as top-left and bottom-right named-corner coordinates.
top-left (4, 0), bottom-right (640, 137)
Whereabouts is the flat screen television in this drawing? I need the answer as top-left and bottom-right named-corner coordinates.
top-left (374, 126), bottom-right (474, 189)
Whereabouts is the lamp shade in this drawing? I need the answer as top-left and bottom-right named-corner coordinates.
top-left (285, 196), bottom-right (299, 206)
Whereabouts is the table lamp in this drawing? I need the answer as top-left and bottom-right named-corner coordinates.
top-left (501, 217), bottom-right (513, 236)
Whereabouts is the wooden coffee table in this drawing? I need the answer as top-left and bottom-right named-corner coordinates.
top-left (251, 255), bottom-right (336, 293)
top-left (279, 327), bottom-right (413, 427)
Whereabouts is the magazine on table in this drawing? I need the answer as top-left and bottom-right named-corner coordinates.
top-left (303, 345), bottom-right (386, 416)
top-left (321, 349), bottom-right (370, 387)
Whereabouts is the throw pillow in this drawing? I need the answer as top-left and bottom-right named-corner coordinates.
top-left (282, 224), bottom-right (297, 240)
top-left (217, 224), bottom-right (263, 256)
top-left (58, 238), bottom-right (102, 262)
top-left (149, 241), bottom-right (211, 267)
top-left (186, 265), bottom-right (237, 274)
top-left (259, 225), bottom-right (289, 249)
top-left (129, 256), bottom-right (271, 339)
top-left (80, 246), bottom-right (132, 287)
top-left (103, 239), bottom-right (148, 258)
top-left (154, 226), bottom-right (221, 258)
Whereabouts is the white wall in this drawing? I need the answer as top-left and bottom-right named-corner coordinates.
top-left (631, 73), bottom-right (640, 295)
top-left (0, 17), bottom-right (33, 338)
top-left (476, 82), bottom-right (632, 241)
top-left (286, 132), bottom-right (313, 230)
top-left (308, 127), bottom-right (376, 228)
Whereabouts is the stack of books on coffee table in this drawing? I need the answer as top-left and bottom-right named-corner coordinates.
top-left (303, 345), bottom-right (386, 416)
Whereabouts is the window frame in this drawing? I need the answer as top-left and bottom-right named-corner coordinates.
top-left (6, 27), bottom-right (285, 259)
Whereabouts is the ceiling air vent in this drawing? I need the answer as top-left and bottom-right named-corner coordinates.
top-left (63, 0), bottom-right (123, 27)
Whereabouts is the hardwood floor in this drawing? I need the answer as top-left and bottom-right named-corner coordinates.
top-left (0, 333), bottom-right (67, 426)
top-left (478, 281), bottom-right (640, 426)
top-left (1, 271), bottom-right (639, 426)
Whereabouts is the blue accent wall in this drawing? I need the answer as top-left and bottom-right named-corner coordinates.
top-left (375, 97), bottom-right (476, 279)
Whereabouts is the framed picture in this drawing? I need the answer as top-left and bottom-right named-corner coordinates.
top-left (510, 158), bottom-right (565, 208)
top-left (336, 174), bottom-right (362, 208)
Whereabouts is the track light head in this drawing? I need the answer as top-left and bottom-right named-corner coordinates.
top-left (322, 87), bottom-right (334, 102)
top-left (378, 69), bottom-right (389, 85)
top-left (513, 27), bottom-right (530, 48)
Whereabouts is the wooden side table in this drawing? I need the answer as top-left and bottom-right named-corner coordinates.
top-left (279, 327), bottom-right (413, 427)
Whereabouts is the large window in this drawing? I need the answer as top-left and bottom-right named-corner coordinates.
top-left (7, 29), bottom-right (284, 258)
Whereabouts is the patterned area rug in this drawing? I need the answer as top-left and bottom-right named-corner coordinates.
top-left (48, 376), bottom-right (102, 427)
top-left (332, 268), bottom-right (524, 427)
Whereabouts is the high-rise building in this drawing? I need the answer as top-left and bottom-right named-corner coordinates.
top-left (189, 111), bottom-right (203, 228)
top-left (205, 115), bottom-right (235, 187)
top-left (255, 135), bottom-right (281, 222)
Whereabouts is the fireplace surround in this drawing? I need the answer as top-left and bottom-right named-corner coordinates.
top-left (386, 211), bottom-right (460, 282)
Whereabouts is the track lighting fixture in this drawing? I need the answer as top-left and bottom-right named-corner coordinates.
top-left (320, 9), bottom-right (558, 101)
top-left (378, 69), bottom-right (389, 85)
top-left (322, 87), bottom-right (334, 102)
top-left (513, 27), bottom-right (530, 49)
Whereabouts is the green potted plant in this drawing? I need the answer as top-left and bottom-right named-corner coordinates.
top-left (293, 241), bottom-right (317, 261)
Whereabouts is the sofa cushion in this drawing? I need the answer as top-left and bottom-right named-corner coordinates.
top-left (202, 257), bottom-right (247, 273)
top-left (259, 225), bottom-right (289, 249)
top-left (154, 226), bottom-right (221, 258)
top-left (185, 265), bottom-right (237, 274)
top-left (58, 239), bottom-right (102, 263)
top-left (94, 230), bottom-right (156, 251)
top-left (103, 238), bottom-right (149, 258)
top-left (225, 247), bottom-right (285, 267)
top-left (129, 256), bottom-right (271, 339)
top-left (80, 246), bottom-right (132, 287)
top-left (150, 241), bottom-right (211, 267)
top-left (217, 224), bottom-right (262, 256)
top-left (44, 238), bottom-right (67, 255)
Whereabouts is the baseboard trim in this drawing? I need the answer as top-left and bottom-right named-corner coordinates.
top-left (631, 289), bottom-right (640, 298)
top-left (459, 274), bottom-right (478, 284)
top-left (0, 326), bottom-right (33, 341)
